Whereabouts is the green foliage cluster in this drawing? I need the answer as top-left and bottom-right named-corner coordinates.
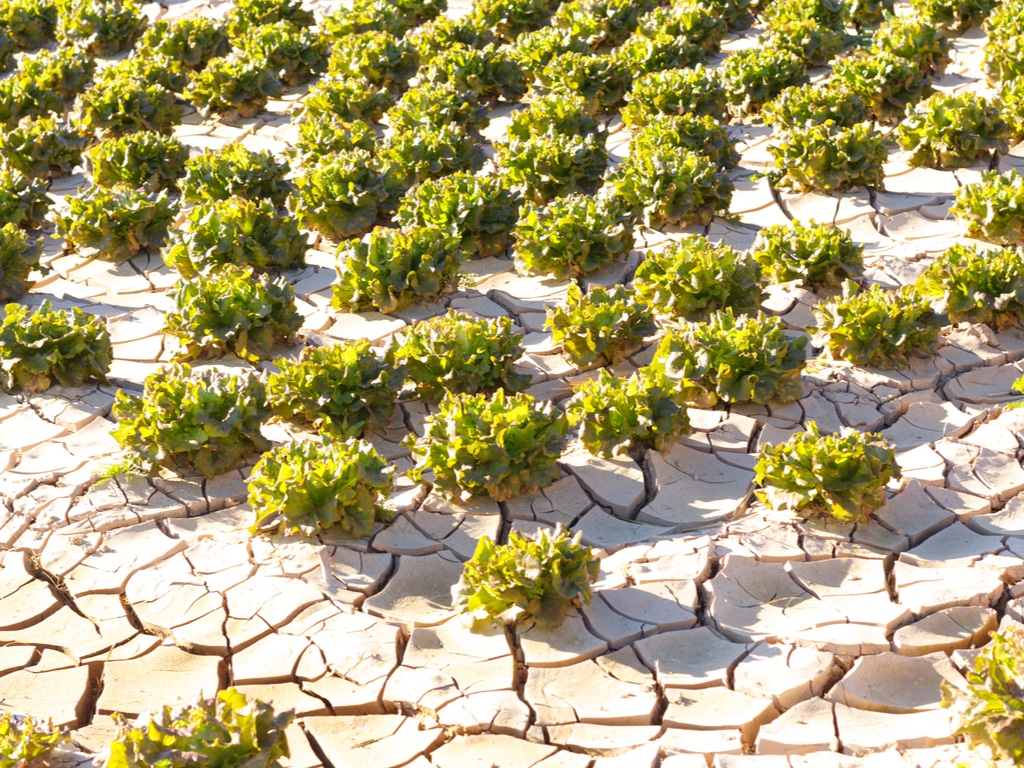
top-left (237, 19), bottom-right (326, 86)
top-left (54, 0), bottom-right (147, 56)
top-left (182, 143), bottom-right (291, 205)
top-left (0, 300), bottom-right (111, 392)
top-left (768, 121), bottom-right (887, 193)
top-left (753, 219), bottom-right (865, 287)
top-left (762, 84), bottom-right (868, 131)
top-left (289, 149), bottom-right (386, 241)
top-left (512, 194), bottom-right (634, 279)
top-left (0, 222), bottom-right (40, 300)
top-left (508, 24), bottom-right (586, 73)
top-left (165, 264), bottom-right (302, 362)
top-left (910, 0), bottom-right (997, 32)
top-left (55, 185), bottom-right (174, 262)
top-left (831, 51), bottom-right (932, 122)
top-left (0, 46), bottom-right (93, 127)
top-left (83, 132), bottom-right (188, 192)
top-left (0, 165), bottom-right (50, 228)
top-left (497, 95), bottom-right (609, 203)
top-left (386, 83), bottom-right (488, 132)
top-left (764, 18), bottom-right (845, 68)
top-left (249, 438), bottom-right (394, 537)
top-left (0, 713), bottom-right (69, 768)
top-left (300, 75), bottom-right (394, 122)
top-left (952, 170), bottom-right (1024, 245)
top-left (292, 114), bottom-right (375, 160)
top-left (567, 366), bottom-right (690, 457)
top-left (717, 45), bottom-right (807, 115)
top-left (107, 688), bottom-right (292, 768)
top-left (332, 225), bottom-right (460, 314)
top-left (137, 17), bottom-right (229, 71)
top-left (468, 0), bottom-right (558, 41)
top-left (185, 54), bottom-right (282, 118)
top-left (412, 16), bottom-right (496, 63)
top-left (633, 235), bottom-right (762, 321)
top-left (812, 281), bottom-right (943, 368)
top-left (422, 42), bottom-right (527, 102)
top-left (94, 50), bottom-right (188, 93)
top-left (377, 122), bottom-right (478, 198)
top-left (321, 0), bottom-right (415, 38)
top-left (166, 197), bottom-right (307, 278)
top-left (268, 340), bottom-right (399, 437)
top-left (0, 0), bottom-right (58, 50)
top-left (396, 172), bottom-right (520, 259)
top-left (535, 51), bottom-right (632, 114)
top-left (754, 422), bottom-right (900, 522)
top-left (546, 282), bottom-right (655, 366)
top-left (631, 113), bottom-right (739, 169)
top-left (552, 0), bottom-right (649, 49)
top-left (76, 74), bottom-right (180, 137)
top-left (613, 28), bottom-right (702, 75)
top-left (225, 0), bottom-right (313, 38)
top-left (621, 66), bottom-right (727, 125)
top-left (112, 364), bottom-right (271, 478)
top-left (1000, 78), bottom-right (1024, 140)
top-left (456, 526), bottom-right (599, 629)
top-left (896, 91), bottom-right (1008, 168)
top-left (917, 243), bottom-right (1024, 328)
top-left (0, 115), bottom-right (86, 178)
top-left (760, 0), bottom-right (845, 28)
top-left (325, 30), bottom-right (418, 90)
top-left (871, 15), bottom-right (951, 75)
top-left (846, 0), bottom-right (894, 27)
top-left (653, 309), bottom-right (807, 406)
top-left (637, 1), bottom-right (727, 55)
top-left (407, 388), bottom-right (570, 502)
top-left (613, 146), bottom-right (733, 227)
top-left (390, 311), bottom-right (528, 400)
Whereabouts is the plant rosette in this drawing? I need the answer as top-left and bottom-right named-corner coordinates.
top-left (546, 282), bottom-right (656, 366)
top-left (916, 242), bottom-right (1024, 329)
top-left (896, 91), bottom-right (1009, 169)
top-left (753, 219), bottom-right (865, 287)
top-left (952, 170), bottom-right (1024, 246)
top-left (768, 121), bottom-right (887, 193)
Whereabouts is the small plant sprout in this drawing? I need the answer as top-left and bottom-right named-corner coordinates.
top-left (754, 421), bottom-right (900, 523)
top-left (454, 525), bottom-right (600, 630)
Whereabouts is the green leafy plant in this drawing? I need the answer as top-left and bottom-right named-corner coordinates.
top-left (395, 172), bottom-right (520, 259)
top-left (299, 76), bottom-right (395, 123)
top-left (0, 299), bottom-right (111, 391)
top-left (846, 0), bottom-right (894, 27)
top-left (896, 91), bottom-right (1009, 168)
top-left (54, 0), bottom-right (147, 56)
top-left (762, 83), bottom-right (868, 131)
top-left (377, 122), bottom-right (478, 199)
top-left (630, 112), bottom-right (739, 169)
top-left (653, 309), bottom-right (807, 405)
top-left (506, 92), bottom-right (604, 140)
top-left (137, 17), bottom-right (229, 71)
top-left (248, 438), bottom-right (394, 537)
top-left (182, 143), bottom-right (291, 206)
top-left (567, 366), bottom-right (691, 457)
top-left (166, 197), bottom-right (307, 278)
top-left (637, 1), bottom-right (727, 55)
top-left (621, 66), bottom-right (727, 126)
top-left (165, 264), bottom-right (302, 362)
top-left (910, 0), bottom-right (996, 32)
top-left (753, 219), bottom-right (865, 287)
top-left (421, 42), bottom-right (527, 102)
top-left (754, 421), bottom-right (899, 522)
top-left (1000, 77), bottom-right (1024, 140)
top-left (952, 170), bottom-right (1024, 245)
top-left (0, 0), bottom-right (58, 50)
top-left (497, 132), bottom-right (608, 204)
top-left (76, 76), bottom-right (181, 137)
top-left (613, 29), bottom-right (702, 74)
top-left (292, 113), bottom-right (376, 160)
top-left (185, 54), bottom-right (282, 118)
top-left (0, 713), bottom-right (69, 768)
top-left (225, 0), bottom-right (313, 37)
top-left (0, 116), bottom-right (86, 178)
top-left (831, 51), bottom-right (933, 122)
top-left (267, 340), bottom-right (400, 437)
top-left (407, 388), bottom-right (570, 501)
top-left (332, 225), bottom-right (460, 314)
top-left (535, 51), bottom-right (632, 113)
top-left (55, 185), bottom-right (174, 262)
top-left (552, 0), bottom-right (650, 48)
top-left (984, 33), bottom-right (1024, 84)
top-left (107, 689), bottom-right (292, 768)
top-left (871, 15), bottom-right (951, 75)
top-left (546, 282), bottom-right (655, 366)
top-left (764, 18), bottom-right (845, 68)
top-left (768, 121), bottom-right (887, 192)
top-left (112, 364), bottom-right (271, 477)
top-left (385, 82), bottom-right (489, 132)
top-left (237, 19), bottom-right (327, 86)
top-left (917, 243), bottom-right (1024, 328)
top-left (326, 30), bottom-right (418, 90)
top-left (512, 194), bottom-right (634, 279)
top-left (811, 281), bottom-right (943, 368)
top-left (718, 44), bottom-right (806, 115)
top-left (93, 49), bottom-right (188, 93)
top-left (633, 235), bottom-right (762, 321)
top-left (467, 0), bottom-right (558, 41)
top-left (321, 0), bottom-right (416, 38)
top-left (0, 165), bottom-right (50, 228)
top-left (613, 146), bottom-right (733, 227)
top-left (288, 149), bottom-right (387, 241)
top-left (411, 15), bottom-right (497, 64)
top-left (390, 311), bottom-right (528, 400)
top-left (15, 43), bottom-right (94, 99)
top-left (0, 222), bottom-right (40, 300)
top-left (703, 0), bottom-right (754, 29)
top-left (761, 0), bottom-right (846, 27)
top-left (455, 525), bottom-right (599, 629)
top-left (508, 25), bottom-right (587, 74)
top-left (83, 132), bottom-right (188, 192)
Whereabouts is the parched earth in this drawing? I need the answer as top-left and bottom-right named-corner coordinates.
top-left (4, 0), bottom-right (1024, 766)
